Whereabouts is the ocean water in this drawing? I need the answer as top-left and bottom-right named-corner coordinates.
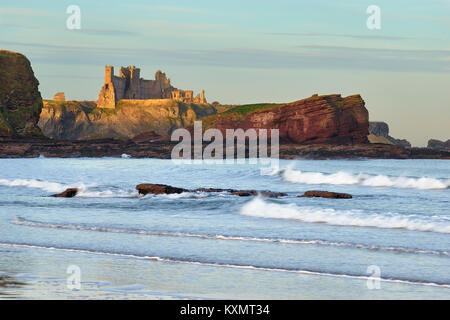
top-left (0, 157), bottom-right (449, 299)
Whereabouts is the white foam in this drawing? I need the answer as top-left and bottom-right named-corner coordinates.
top-left (142, 192), bottom-right (209, 199)
top-left (279, 168), bottom-right (450, 190)
top-left (240, 197), bottom-right (450, 233)
top-left (0, 178), bottom-right (137, 198)
top-left (0, 178), bottom-right (68, 193)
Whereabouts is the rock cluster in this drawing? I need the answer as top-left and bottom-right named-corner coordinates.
top-left (54, 185), bottom-right (352, 200)
top-left (136, 184), bottom-right (288, 198)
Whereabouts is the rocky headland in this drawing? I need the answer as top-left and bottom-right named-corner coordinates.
top-left (196, 94), bottom-right (369, 144)
top-left (368, 121), bottom-right (411, 148)
top-left (0, 49), bottom-right (448, 159)
top-left (427, 139), bottom-right (450, 151)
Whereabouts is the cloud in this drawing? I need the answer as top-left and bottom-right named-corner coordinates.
top-left (265, 32), bottom-right (411, 41)
top-left (0, 7), bottom-right (58, 17)
top-left (153, 5), bottom-right (208, 14)
top-left (79, 29), bottom-right (141, 37)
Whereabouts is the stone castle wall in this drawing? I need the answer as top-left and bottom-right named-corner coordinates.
top-left (97, 66), bottom-right (206, 108)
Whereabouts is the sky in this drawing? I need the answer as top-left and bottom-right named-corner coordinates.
top-left (0, 0), bottom-right (449, 146)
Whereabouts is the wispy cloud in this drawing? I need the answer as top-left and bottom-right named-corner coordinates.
top-left (79, 29), bottom-right (141, 37)
top-left (265, 32), bottom-right (411, 41)
top-left (153, 5), bottom-right (208, 14)
top-left (2, 40), bottom-right (448, 74)
top-left (0, 7), bottom-right (58, 17)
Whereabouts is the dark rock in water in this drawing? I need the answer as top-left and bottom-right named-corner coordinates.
top-left (298, 190), bottom-right (352, 199)
top-left (136, 185), bottom-right (287, 197)
top-left (259, 191), bottom-right (288, 198)
top-left (52, 188), bottom-right (78, 198)
top-left (195, 187), bottom-right (286, 198)
top-left (136, 183), bottom-right (187, 195)
top-left (194, 187), bottom-right (233, 193)
top-left (231, 190), bottom-right (257, 197)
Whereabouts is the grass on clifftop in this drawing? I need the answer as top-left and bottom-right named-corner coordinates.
top-left (200, 103), bottom-right (284, 130)
top-left (222, 103), bottom-right (283, 117)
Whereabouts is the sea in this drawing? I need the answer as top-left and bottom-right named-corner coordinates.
top-left (0, 157), bottom-right (449, 299)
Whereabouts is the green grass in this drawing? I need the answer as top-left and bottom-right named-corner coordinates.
top-left (222, 103), bottom-right (282, 117)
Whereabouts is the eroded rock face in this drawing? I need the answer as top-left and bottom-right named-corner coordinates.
top-left (0, 50), bottom-right (43, 137)
top-left (38, 99), bottom-right (216, 140)
top-left (198, 94), bottom-right (369, 144)
top-left (298, 190), bottom-right (352, 199)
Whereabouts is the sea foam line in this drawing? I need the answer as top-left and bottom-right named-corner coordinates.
top-left (240, 197), bottom-right (450, 234)
top-left (11, 217), bottom-right (448, 256)
top-left (0, 242), bottom-right (448, 289)
top-left (0, 178), bottom-right (139, 198)
top-left (271, 167), bottom-right (450, 190)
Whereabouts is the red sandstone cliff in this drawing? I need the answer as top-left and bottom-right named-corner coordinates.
top-left (200, 94), bottom-right (369, 144)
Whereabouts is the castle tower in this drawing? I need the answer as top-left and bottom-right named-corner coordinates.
top-left (105, 66), bottom-right (114, 83)
top-left (201, 90), bottom-right (206, 104)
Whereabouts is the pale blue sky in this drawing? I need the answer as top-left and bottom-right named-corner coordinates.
top-left (1, 0), bottom-right (449, 146)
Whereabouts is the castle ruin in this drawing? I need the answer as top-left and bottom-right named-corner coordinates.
top-left (97, 66), bottom-right (207, 108)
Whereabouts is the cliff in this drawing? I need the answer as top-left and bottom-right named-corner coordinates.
top-left (199, 94), bottom-right (369, 144)
top-left (38, 99), bottom-right (217, 140)
top-left (368, 121), bottom-right (411, 147)
top-left (0, 50), bottom-right (43, 137)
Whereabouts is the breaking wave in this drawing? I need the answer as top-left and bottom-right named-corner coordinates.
top-left (272, 168), bottom-right (450, 190)
top-left (240, 197), bottom-right (450, 234)
top-left (0, 242), bottom-right (448, 288)
top-left (0, 178), bottom-right (68, 193)
top-left (0, 178), bottom-right (137, 198)
top-left (11, 217), bottom-right (448, 256)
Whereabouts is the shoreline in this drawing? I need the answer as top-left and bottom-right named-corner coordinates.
top-left (0, 138), bottom-right (449, 160)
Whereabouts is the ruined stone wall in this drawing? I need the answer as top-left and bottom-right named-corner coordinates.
top-left (111, 76), bottom-right (126, 100)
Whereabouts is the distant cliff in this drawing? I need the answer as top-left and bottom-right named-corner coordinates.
top-left (0, 50), bottom-right (43, 137)
top-left (197, 94), bottom-right (369, 144)
top-left (368, 121), bottom-right (411, 148)
top-left (38, 99), bottom-right (217, 140)
top-left (427, 139), bottom-right (450, 151)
